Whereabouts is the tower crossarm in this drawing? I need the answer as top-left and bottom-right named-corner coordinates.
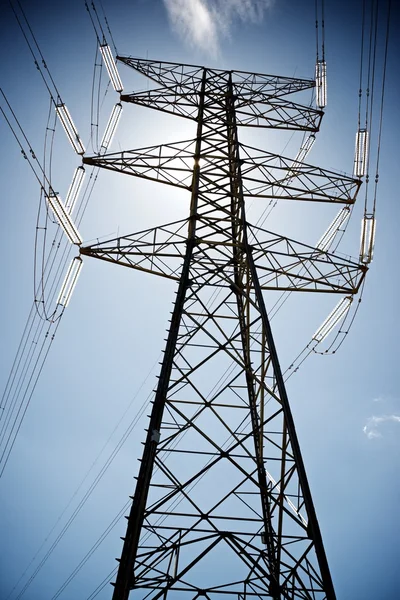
top-left (248, 224), bottom-right (367, 293)
top-left (119, 57), bottom-right (320, 131)
top-left (117, 56), bottom-right (205, 90)
top-left (122, 87), bottom-right (322, 131)
top-left (84, 139), bottom-right (360, 204)
top-left (240, 144), bottom-right (361, 202)
top-left (80, 219), bottom-right (366, 294)
top-left (80, 219), bottom-right (189, 281)
top-left (230, 95), bottom-right (322, 130)
top-left (232, 71), bottom-right (315, 97)
top-left (118, 56), bottom-right (316, 97)
top-left (83, 140), bottom-right (195, 190)
top-left (121, 88), bottom-right (200, 121)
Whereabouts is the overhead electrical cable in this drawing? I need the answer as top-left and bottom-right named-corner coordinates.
top-left (86, 567), bottom-right (118, 600)
top-left (34, 98), bottom-right (58, 322)
top-left (0, 178), bottom-right (85, 469)
top-left (6, 356), bottom-right (160, 599)
top-left (8, 0), bottom-right (55, 100)
top-left (85, 1), bottom-right (101, 43)
top-left (321, 0), bottom-right (325, 61)
top-left (0, 320), bottom-right (62, 477)
top-left (50, 501), bottom-right (131, 600)
top-left (0, 171), bottom-right (98, 476)
top-left (98, 0), bottom-right (118, 54)
top-left (357, 0), bottom-right (366, 130)
top-left (371, 0), bottom-right (391, 214)
top-left (287, 0), bottom-right (391, 369)
top-left (315, 0), bottom-right (320, 61)
top-left (90, 0), bottom-right (108, 44)
top-left (90, 44), bottom-right (103, 153)
top-left (0, 91), bottom-right (51, 190)
top-left (0, 0), bottom-right (123, 475)
top-left (15, 0), bottom-right (61, 98)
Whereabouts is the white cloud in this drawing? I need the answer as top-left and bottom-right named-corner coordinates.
top-left (363, 414), bottom-right (400, 440)
top-left (372, 395), bottom-right (384, 402)
top-left (163, 0), bottom-right (219, 57)
top-left (163, 0), bottom-right (275, 57)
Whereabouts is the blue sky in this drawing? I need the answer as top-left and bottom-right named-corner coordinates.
top-left (0, 1), bottom-right (399, 599)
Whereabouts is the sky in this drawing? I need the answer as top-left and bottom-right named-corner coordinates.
top-left (0, 0), bottom-right (399, 599)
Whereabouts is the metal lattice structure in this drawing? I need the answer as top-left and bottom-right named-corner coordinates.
top-left (81, 58), bottom-right (366, 600)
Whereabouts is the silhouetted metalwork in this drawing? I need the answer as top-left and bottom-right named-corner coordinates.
top-left (82, 58), bottom-right (366, 600)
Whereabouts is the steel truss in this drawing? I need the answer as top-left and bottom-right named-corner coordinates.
top-left (81, 58), bottom-right (365, 600)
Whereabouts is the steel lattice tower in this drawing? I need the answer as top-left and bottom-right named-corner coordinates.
top-left (81, 58), bottom-right (366, 600)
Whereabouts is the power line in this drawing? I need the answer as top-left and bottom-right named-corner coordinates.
top-left (6, 356), bottom-right (158, 598)
top-left (0, 0), bottom-right (122, 474)
top-left (50, 501), bottom-right (130, 600)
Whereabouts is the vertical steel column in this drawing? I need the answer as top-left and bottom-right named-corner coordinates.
top-left (111, 70), bottom-right (207, 600)
top-left (225, 70), bottom-right (335, 599)
top-left (245, 246), bottom-right (337, 600)
top-left (225, 73), bottom-right (279, 597)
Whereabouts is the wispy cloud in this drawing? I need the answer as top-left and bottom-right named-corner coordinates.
top-left (163, 0), bottom-right (275, 57)
top-left (363, 414), bottom-right (400, 440)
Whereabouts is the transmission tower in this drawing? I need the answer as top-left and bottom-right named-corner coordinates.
top-left (81, 58), bottom-right (366, 600)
